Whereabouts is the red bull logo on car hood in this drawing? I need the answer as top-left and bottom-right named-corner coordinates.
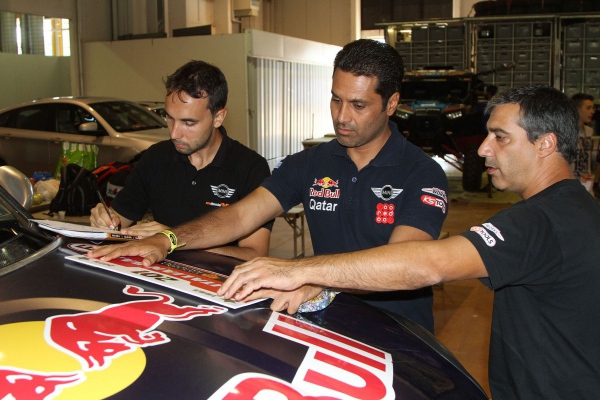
top-left (0, 287), bottom-right (394, 399)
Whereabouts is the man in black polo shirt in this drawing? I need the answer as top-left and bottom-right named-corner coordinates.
top-left (90, 40), bottom-right (448, 333)
top-left (90, 61), bottom-right (271, 261)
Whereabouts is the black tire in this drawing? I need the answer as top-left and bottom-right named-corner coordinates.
top-left (462, 145), bottom-right (484, 191)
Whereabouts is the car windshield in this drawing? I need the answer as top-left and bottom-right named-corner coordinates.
top-left (91, 101), bottom-right (168, 132)
top-left (401, 78), bottom-right (473, 102)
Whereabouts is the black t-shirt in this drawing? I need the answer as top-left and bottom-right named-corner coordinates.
top-left (112, 127), bottom-right (271, 230)
top-left (461, 179), bottom-right (600, 399)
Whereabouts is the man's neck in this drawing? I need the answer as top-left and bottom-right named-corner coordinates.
top-left (188, 128), bottom-right (223, 170)
top-left (346, 128), bottom-right (392, 171)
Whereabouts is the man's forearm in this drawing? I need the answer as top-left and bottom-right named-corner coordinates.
top-left (172, 188), bottom-right (282, 253)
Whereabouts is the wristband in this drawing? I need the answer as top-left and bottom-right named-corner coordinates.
top-left (158, 230), bottom-right (186, 254)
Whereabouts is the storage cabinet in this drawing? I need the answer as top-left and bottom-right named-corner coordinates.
top-left (393, 23), bottom-right (467, 71)
top-left (474, 20), bottom-right (553, 88)
top-left (384, 15), bottom-right (600, 98)
top-left (562, 20), bottom-right (600, 99)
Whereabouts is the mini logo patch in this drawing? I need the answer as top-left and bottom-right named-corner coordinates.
top-left (372, 185), bottom-right (402, 200)
top-left (211, 184), bottom-right (236, 198)
top-left (470, 226), bottom-right (496, 247)
top-left (375, 203), bottom-right (395, 224)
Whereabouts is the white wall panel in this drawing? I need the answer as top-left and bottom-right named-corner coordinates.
top-left (249, 57), bottom-right (334, 169)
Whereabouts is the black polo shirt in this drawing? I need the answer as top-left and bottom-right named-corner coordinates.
top-left (112, 126), bottom-right (271, 229)
top-left (262, 122), bottom-right (448, 332)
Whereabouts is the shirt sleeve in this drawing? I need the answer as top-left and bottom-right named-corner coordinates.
top-left (460, 203), bottom-right (562, 290)
top-left (261, 150), bottom-right (308, 213)
top-left (394, 156), bottom-right (449, 240)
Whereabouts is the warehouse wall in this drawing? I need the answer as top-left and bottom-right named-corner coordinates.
top-left (82, 30), bottom-right (339, 158)
top-left (83, 33), bottom-right (249, 144)
top-left (0, 52), bottom-right (71, 109)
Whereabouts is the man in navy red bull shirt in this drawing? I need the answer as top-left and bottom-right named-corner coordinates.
top-left (90, 39), bottom-right (448, 333)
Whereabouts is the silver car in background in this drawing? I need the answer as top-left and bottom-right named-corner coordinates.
top-left (0, 97), bottom-right (170, 177)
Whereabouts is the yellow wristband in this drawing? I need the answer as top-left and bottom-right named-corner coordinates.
top-left (158, 230), bottom-right (186, 254)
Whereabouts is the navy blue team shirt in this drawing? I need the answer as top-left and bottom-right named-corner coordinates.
top-left (262, 122), bottom-right (448, 332)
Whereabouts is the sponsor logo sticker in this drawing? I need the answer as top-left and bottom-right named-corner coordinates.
top-left (482, 223), bottom-right (504, 241)
top-left (422, 187), bottom-right (447, 202)
top-left (421, 195), bottom-right (447, 214)
top-left (470, 226), bottom-right (496, 247)
top-left (372, 185), bottom-right (402, 201)
top-left (313, 177), bottom-right (339, 189)
top-left (211, 184), bottom-right (236, 198)
top-left (375, 203), bottom-right (395, 224)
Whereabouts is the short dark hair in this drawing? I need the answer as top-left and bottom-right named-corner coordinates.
top-left (571, 92), bottom-right (594, 109)
top-left (165, 60), bottom-right (228, 116)
top-left (486, 84), bottom-right (579, 163)
top-left (333, 39), bottom-right (404, 109)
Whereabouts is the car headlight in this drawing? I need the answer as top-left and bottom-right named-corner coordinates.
top-left (445, 110), bottom-right (463, 120)
top-left (395, 110), bottom-right (412, 119)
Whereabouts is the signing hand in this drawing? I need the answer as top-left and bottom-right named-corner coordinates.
top-left (90, 203), bottom-right (121, 230)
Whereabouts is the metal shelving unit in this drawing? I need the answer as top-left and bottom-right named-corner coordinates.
top-left (561, 17), bottom-right (600, 99)
top-left (383, 14), bottom-right (600, 97)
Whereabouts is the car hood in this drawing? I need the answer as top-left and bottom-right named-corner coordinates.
top-left (0, 241), bottom-right (487, 400)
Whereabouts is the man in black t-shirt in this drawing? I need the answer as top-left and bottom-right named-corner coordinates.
top-left (90, 61), bottom-right (271, 261)
top-left (218, 84), bottom-right (600, 399)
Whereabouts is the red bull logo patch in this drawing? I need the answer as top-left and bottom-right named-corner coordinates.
top-left (0, 285), bottom-right (225, 399)
top-left (375, 203), bottom-right (395, 224)
top-left (313, 176), bottom-right (339, 189)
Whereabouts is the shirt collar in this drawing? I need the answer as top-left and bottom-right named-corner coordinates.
top-left (330, 121), bottom-right (405, 167)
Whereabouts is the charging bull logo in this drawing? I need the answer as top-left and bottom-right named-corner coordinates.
top-left (45, 285), bottom-right (226, 371)
top-left (0, 368), bottom-right (85, 400)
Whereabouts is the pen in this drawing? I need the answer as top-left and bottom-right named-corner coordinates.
top-left (96, 189), bottom-right (120, 231)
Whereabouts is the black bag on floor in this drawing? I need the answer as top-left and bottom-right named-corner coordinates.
top-left (49, 164), bottom-right (101, 216)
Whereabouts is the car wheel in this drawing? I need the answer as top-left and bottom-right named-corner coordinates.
top-left (462, 145), bottom-right (484, 192)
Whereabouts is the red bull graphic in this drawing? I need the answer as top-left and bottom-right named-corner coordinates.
top-left (375, 203), bottom-right (395, 225)
top-left (421, 194), bottom-right (447, 214)
top-left (0, 367), bottom-right (85, 400)
top-left (313, 177), bottom-right (339, 189)
top-left (311, 177), bottom-right (341, 201)
top-left (45, 285), bottom-right (226, 372)
top-left (209, 313), bottom-right (394, 399)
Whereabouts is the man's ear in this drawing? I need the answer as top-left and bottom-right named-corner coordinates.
top-left (213, 108), bottom-right (227, 128)
top-left (538, 132), bottom-right (558, 158)
top-left (386, 92), bottom-right (400, 116)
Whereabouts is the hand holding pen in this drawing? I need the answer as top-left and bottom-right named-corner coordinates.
top-left (91, 192), bottom-right (121, 231)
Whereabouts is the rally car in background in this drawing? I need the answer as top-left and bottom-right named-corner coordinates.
top-left (0, 185), bottom-right (487, 399)
top-left (392, 65), bottom-right (513, 192)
